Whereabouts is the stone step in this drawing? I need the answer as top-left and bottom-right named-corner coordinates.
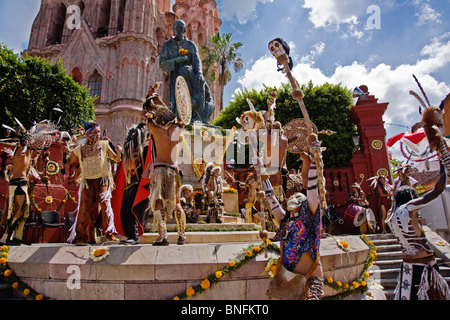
top-left (167, 222), bottom-right (260, 230)
top-left (138, 230), bottom-right (276, 245)
top-left (375, 251), bottom-right (403, 261)
top-left (374, 258), bottom-right (403, 269)
top-left (373, 267), bottom-right (401, 279)
top-left (369, 238), bottom-right (400, 246)
top-left (375, 244), bottom-right (402, 252)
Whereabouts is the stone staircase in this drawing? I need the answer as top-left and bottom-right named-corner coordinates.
top-left (366, 233), bottom-right (450, 300)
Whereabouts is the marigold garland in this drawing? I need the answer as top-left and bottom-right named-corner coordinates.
top-left (171, 234), bottom-right (378, 300)
top-left (0, 245), bottom-right (51, 300)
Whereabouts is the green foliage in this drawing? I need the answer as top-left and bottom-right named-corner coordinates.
top-left (213, 82), bottom-right (356, 169)
top-left (0, 44), bottom-right (95, 136)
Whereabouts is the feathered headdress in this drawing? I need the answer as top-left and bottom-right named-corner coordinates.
top-left (1, 116), bottom-right (60, 154)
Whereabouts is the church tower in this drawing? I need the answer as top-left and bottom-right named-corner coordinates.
top-left (24, 0), bottom-right (222, 143)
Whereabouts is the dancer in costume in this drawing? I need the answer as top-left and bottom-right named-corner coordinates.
top-left (1, 118), bottom-right (59, 245)
top-left (393, 164), bottom-right (418, 194)
top-left (205, 166), bottom-right (224, 223)
top-left (0, 143), bottom-right (38, 245)
top-left (244, 173), bottom-right (258, 224)
top-left (180, 185), bottom-right (200, 223)
top-left (350, 181), bottom-right (377, 234)
top-left (255, 147), bottom-right (324, 300)
top-left (370, 174), bottom-right (392, 233)
top-left (118, 123), bottom-right (151, 245)
top-left (387, 157), bottom-right (450, 299)
top-left (142, 85), bottom-right (186, 246)
top-left (66, 122), bottom-right (122, 244)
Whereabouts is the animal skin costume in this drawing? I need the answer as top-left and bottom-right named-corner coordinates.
top-left (180, 185), bottom-right (198, 223)
top-left (149, 164), bottom-right (184, 244)
top-left (68, 140), bottom-right (118, 244)
top-left (1, 177), bottom-right (30, 243)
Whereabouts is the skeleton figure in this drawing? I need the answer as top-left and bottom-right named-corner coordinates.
top-left (268, 38), bottom-right (293, 72)
top-left (205, 166), bottom-right (224, 223)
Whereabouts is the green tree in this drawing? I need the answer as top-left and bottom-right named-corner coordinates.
top-left (201, 32), bottom-right (243, 113)
top-left (0, 44), bottom-right (95, 136)
top-left (213, 82), bottom-right (356, 169)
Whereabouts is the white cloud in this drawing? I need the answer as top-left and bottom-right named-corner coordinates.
top-left (218, 0), bottom-right (274, 24)
top-left (300, 42), bottom-right (325, 65)
top-left (413, 0), bottom-right (442, 25)
top-left (302, 0), bottom-right (368, 38)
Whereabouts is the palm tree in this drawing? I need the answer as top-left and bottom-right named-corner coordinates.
top-left (201, 32), bottom-right (244, 112)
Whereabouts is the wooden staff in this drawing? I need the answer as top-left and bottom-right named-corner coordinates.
top-left (274, 53), bottom-right (327, 210)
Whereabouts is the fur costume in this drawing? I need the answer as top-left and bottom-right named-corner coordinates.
top-left (142, 82), bottom-right (178, 129)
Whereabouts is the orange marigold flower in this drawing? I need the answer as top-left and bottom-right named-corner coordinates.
top-left (36, 294), bottom-right (44, 300)
top-left (361, 281), bottom-right (367, 286)
top-left (246, 250), bottom-right (252, 257)
top-left (0, 258), bottom-right (7, 264)
top-left (215, 271), bottom-right (223, 279)
top-left (12, 282), bottom-right (19, 289)
top-left (343, 283), bottom-right (349, 289)
top-left (327, 277), bottom-right (333, 283)
top-left (23, 288), bottom-right (30, 296)
top-left (1, 245), bottom-right (8, 251)
top-left (229, 261), bottom-right (236, 267)
top-left (201, 279), bottom-right (210, 290)
top-left (253, 246), bottom-right (261, 253)
top-left (3, 269), bottom-right (12, 277)
top-left (352, 281), bottom-right (359, 289)
top-left (186, 287), bottom-right (195, 297)
top-left (365, 272), bottom-right (370, 279)
top-left (173, 296), bottom-right (180, 300)
top-left (336, 281), bottom-right (342, 287)
top-left (1, 252), bottom-right (8, 257)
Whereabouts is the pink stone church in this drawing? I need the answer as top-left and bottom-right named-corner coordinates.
top-left (24, 0), bottom-right (223, 143)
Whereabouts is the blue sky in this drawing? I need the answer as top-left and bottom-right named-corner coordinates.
top-left (1, 0), bottom-right (449, 158)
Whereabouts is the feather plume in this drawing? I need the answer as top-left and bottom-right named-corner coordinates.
top-left (409, 90), bottom-right (428, 110)
top-left (14, 117), bottom-right (27, 133)
top-left (413, 74), bottom-right (431, 107)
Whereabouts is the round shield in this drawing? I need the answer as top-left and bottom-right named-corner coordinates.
top-left (283, 118), bottom-right (318, 153)
top-left (175, 76), bottom-right (192, 125)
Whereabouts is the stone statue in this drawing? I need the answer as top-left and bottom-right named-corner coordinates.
top-left (159, 20), bottom-right (215, 124)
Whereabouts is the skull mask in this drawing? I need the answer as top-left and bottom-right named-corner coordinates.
top-left (240, 111), bottom-right (265, 131)
top-left (286, 192), bottom-right (307, 213)
top-left (268, 38), bottom-right (294, 71)
top-left (268, 39), bottom-right (288, 59)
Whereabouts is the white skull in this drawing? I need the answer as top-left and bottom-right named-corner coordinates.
top-left (269, 40), bottom-right (286, 58)
top-left (241, 112), bottom-right (256, 131)
top-left (286, 192), bottom-right (307, 212)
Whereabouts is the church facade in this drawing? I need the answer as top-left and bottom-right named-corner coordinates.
top-left (24, 0), bottom-right (222, 143)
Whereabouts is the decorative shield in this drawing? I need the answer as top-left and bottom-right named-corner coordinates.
top-left (283, 118), bottom-right (318, 153)
top-left (175, 76), bottom-right (192, 125)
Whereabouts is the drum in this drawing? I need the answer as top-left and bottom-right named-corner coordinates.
top-left (344, 204), bottom-right (367, 227)
top-left (365, 208), bottom-right (377, 231)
